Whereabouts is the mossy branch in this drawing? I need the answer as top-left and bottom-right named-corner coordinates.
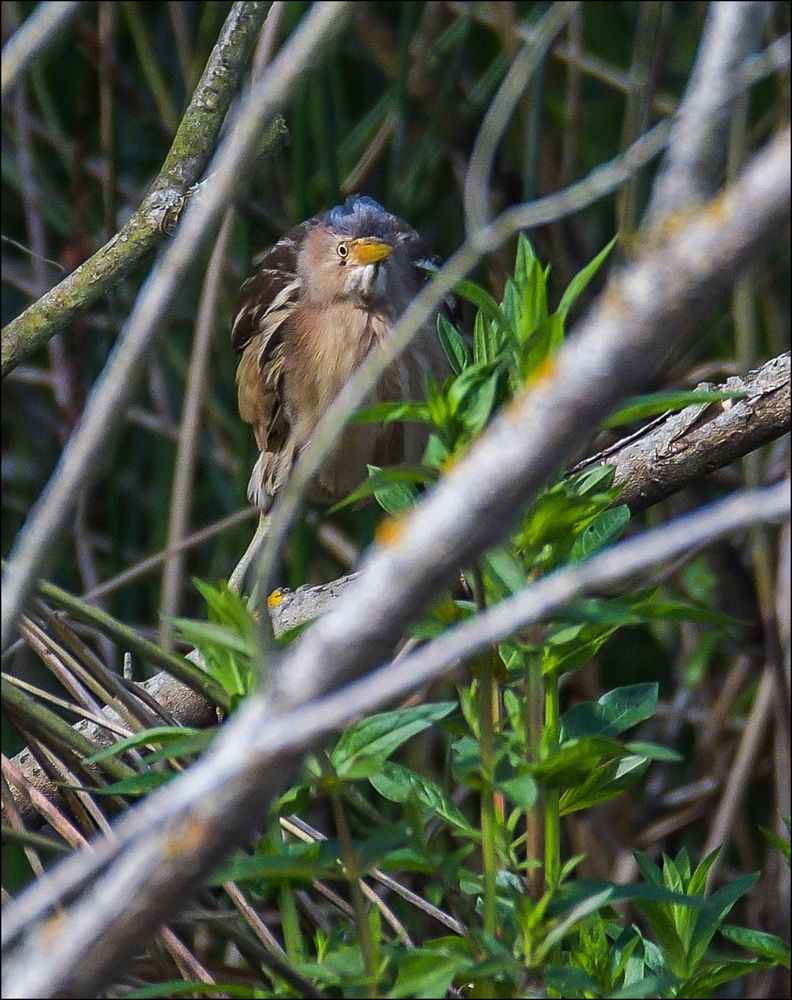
top-left (1, 0), bottom-right (269, 377)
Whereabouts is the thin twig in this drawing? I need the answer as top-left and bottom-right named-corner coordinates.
top-left (464, 2), bottom-right (576, 233)
top-left (159, 212), bottom-right (236, 650)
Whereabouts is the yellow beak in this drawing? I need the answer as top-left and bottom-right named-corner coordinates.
top-left (350, 238), bottom-right (394, 266)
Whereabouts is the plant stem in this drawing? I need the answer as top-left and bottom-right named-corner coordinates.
top-left (525, 649), bottom-right (544, 898)
top-left (478, 654), bottom-right (499, 940)
top-left (472, 565), bottom-right (499, 939)
top-left (544, 673), bottom-right (561, 890)
top-left (321, 754), bottom-right (379, 996)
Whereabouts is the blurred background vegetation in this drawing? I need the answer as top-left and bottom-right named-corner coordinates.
top-left (2, 1), bottom-right (790, 993)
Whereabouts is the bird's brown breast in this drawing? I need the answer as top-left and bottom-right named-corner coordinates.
top-left (283, 301), bottom-right (405, 500)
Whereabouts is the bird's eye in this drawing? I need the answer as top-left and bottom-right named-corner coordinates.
top-left (336, 242), bottom-right (349, 260)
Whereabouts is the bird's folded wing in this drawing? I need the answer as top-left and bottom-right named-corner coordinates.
top-left (232, 222), bottom-right (309, 507)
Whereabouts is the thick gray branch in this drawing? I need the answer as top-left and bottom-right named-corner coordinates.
top-left (583, 351), bottom-right (791, 509)
top-left (2, 576), bottom-right (358, 823)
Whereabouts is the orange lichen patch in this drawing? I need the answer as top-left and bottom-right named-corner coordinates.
top-left (375, 515), bottom-right (405, 547)
top-left (441, 449), bottom-right (462, 473)
top-left (526, 354), bottom-right (558, 385)
top-left (267, 589), bottom-right (284, 609)
top-left (164, 815), bottom-right (209, 858)
top-left (39, 910), bottom-right (67, 945)
top-left (504, 390), bottom-right (528, 423)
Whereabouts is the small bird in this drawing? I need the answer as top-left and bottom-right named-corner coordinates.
top-left (232, 194), bottom-right (449, 512)
top-left (229, 195), bottom-right (450, 588)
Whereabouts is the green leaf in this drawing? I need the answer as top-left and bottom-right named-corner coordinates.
top-left (561, 683), bottom-right (658, 740)
top-left (556, 236), bottom-right (617, 321)
top-left (144, 729), bottom-right (217, 763)
top-left (88, 771), bottom-right (174, 796)
top-left (209, 843), bottom-right (338, 886)
top-left (603, 390), bottom-right (748, 428)
top-left (366, 464), bottom-right (419, 515)
top-left (327, 465), bottom-right (435, 514)
top-left (350, 400), bottom-right (431, 425)
top-left (389, 949), bottom-right (473, 999)
top-left (542, 625), bottom-right (619, 678)
top-left (171, 616), bottom-right (251, 700)
top-left (759, 821), bottom-right (791, 864)
top-left (124, 981), bottom-right (265, 998)
top-left (437, 313), bottom-right (470, 375)
top-left (530, 736), bottom-right (629, 788)
top-left (515, 231), bottom-right (537, 281)
top-left (544, 965), bottom-right (601, 997)
top-left (85, 726), bottom-right (201, 763)
top-left (559, 754), bottom-right (650, 816)
top-left (519, 314), bottom-right (557, 381)
top-left (678, 959), bottom-right (771, 997)
top-left (518, 257), bottom-right (548, 343)
top-left (687, 846), bottom-right (721, 896)
top-left (569, 505), bottom-right (630, 561)
top-left (331, 702), bottom-right (456, 775)
top-left (569, 464), bottom-right (616, 496)
top-left (719, 924), bottom-right (790, 966)
top-left (634, 852), bottom-right (664, 888)
top-left (624, 742), bottom-right (683, 762)
top-left (482, 547), bottom-right (526, 596)
top-left (460, 370), bottom-right (500, 435)
top-left (687, 872), bottom-right (759, 972)
top-left (369, 761), bottom-right (476, 835)
top-left (169, 619), bottom-right (254, 659)
top-left (473, 309), bottom-right (489, 364)
top-left (456, 279), bottom-right (516, 344)
top-left (501, 276), bottom-right (522, 330)
top-left (496, 773), bottom-right (539, 809)
top-left (609, 975), bottom-right (677, 999)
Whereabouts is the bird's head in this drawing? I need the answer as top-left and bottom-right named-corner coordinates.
top-left (297, 195), bottom-right (405, 310)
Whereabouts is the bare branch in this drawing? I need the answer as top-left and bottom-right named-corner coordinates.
top-left (646, 1), bottom-right (772, 225)
top-left (464, 1), bottom-right (576, 233)
top-left (4, 349), bottom-right (788, 825)
top-left (583, 352), bottom-right (791, 510)
top-left (159, 212), bottom-right (236, 650)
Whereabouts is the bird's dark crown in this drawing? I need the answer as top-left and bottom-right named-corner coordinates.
top-left (323, 194), bottom-right (393, 239)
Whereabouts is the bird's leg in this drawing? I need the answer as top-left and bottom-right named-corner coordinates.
top-left (228, 512), bottom-right (270, 596)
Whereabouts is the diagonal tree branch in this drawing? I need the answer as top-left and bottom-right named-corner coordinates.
top-left (1, 1), bottom-right (269, 377)
top-left (585, 351), bottom-right (791, 510)
top-left (646, 0), bottom-right (771, 225)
